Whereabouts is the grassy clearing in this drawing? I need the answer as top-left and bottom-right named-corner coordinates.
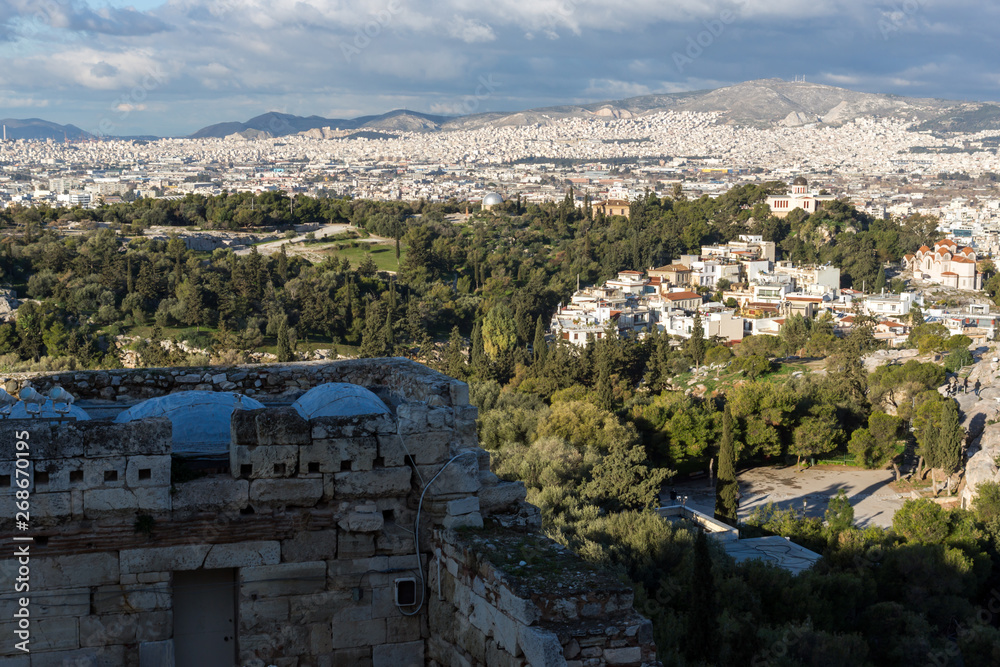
top-left (317, 243), bottom-right (405, 272)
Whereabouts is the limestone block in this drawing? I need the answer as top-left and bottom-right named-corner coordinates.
top-left (33, 587), bottom-right (90, 619)
top-left (212, 373), bottom-right (227, 384)
top-left (83, 486), bottom-right (171, 517)
top-left (79, 610), bottom-right (171, 645)
top-left (442, 512), bottom-right (484, 530)
top-left (454, 404), bottom-right (478, 421)
top-left (449, 381), bottom-right (470, 406)
top-left (499, 586), bottom-right (540, 626)
top-left (175, 374), bottom-right (201, 384)
top-left (231, 444), bottom-right (299, 479)
top-left (92, 582), bottom-right (171, 614)
top-left (249, 478), bottom-right (323, 507)
top-left (427, 407), bottom-right (452, 430)
top-left (125, 455), bottom-right (171, 488)
top-left (29, 553), bottom-right (119, 588)
top-left (385, 616), bottom-right (422, 644)
top-left (289, 590), bottom-right (356, 624)
top-left (376, 434), bottom-right (407, 467)
top-left (469, 592), bottom-right (498, 635)
top-left (372, 640), bottom-right (424, 667)
top-left (256, 407), bottom-right (311, 446)
top-left (299, 440), bottom-right (343, 474)
top-left (447, 497), bottom-right (480, 516)
top-left (396, 404), bottom-right (428, 428)
top-left (0, 617), bottom-right (77, 651)
top-left (81, 419), bottom-right (172, 457)
top-left (339, 502), bottom-right (384, 533)
top-left (306, 437), bottom-right (378, 472)
top-left (83, 456), bottom-right (126, 488)
top-left (241, 561), bottom-right (327, 597)
top-left (479, 481), bottom-right (528, 514)
top-left (376, 529), bottom-right (416, 556)
top-left (493, 609), bottom-right (521, 655)
top-left (232, 408), bottom-right (264, 446)
top-left (604, 647), bottom-right (642, 665)
top-left (338, 532), bottom-right (376, 559)
top-left (0, 654), bottom-right (28, 666)
top-left (0, 422), bottom-right (60, 460)
top-left (322, 647), bottom-right (373, 667)
top-left (396, 431), bottom-right (452, 465)
top-left (204, 540), bottom-right (281, 569)
top-left (310, 621), bottom-right (334, 654)
top-left (12, 491), bottom-right (70, 523)
top-left (239, 597), bottom-right (290, 630)
top-left (518, 626), bottom-right (567, 667)
top-left (171, 477), bottom-right (249, 512)
top-left (333, 468), bottom-right (411, 498)
top-left (416, 457), bottom-right (480, 496)
top-left (281, 528), bottom-right (338, 562)
top-left (25, 647), bottom-right (120, 667)
top-left (120, 545), bottom-right (210, 574)
top-left (331, 618), bottom-right (386, 649)
top-left (22, 458), bottom-right (83, 493)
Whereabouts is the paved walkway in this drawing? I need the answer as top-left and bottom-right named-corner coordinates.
top-left (663, 466), bottom-right (907, 529)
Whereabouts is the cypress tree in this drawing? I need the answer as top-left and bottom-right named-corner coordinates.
top-left (687, 310), bottom-right (705, 367)
top-left (533, 315), bottom-right (547, 364)
top-left (471, 320), bottom-right (486, 375)
top-left (446, 326), bottom-right (466, 379)
top-left (715, 404), bottom-right (739, 526)
top-left (276, 317), bottom-right (293, 362)
top-left (686, 531), bottom-right (717, 662)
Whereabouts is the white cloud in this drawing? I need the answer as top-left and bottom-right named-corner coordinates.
top-left (446, 17), bottom-right (496, 43)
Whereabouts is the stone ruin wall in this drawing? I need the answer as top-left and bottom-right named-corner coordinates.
top-left (0, 360), bottom-right (659, 667)
top-left (0, 358), bottom-right (463, 406)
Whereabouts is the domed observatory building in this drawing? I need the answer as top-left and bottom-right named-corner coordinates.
top-left (481, 192), bottom-right (504, 211)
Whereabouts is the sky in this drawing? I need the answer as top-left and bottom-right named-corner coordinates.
top-left (0, 0), bottom-right (998, 137)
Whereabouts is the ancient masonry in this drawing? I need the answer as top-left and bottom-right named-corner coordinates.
top-left (0, 359), bottom-right (658, 667)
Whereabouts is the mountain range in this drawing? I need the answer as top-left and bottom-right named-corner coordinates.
top-left (6, 79), bottom-right (1000, 141)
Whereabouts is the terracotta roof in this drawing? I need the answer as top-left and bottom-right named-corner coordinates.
top-left (619, 270), bottom-right (643, 275)
top-left (961, 247), bottom-right (975, 255)
top-left (951, 257), bottom-right (974, 264)
top-left (904, 254), bottom-right (915, 260)
top-left (663, 291), bottom-right (701, 301)
top-left (941, 271), bottom-right (958, 276)
top-left (786, 296), bottom-right (823, 302)
top-left (918, 245), bottom-right (931, 253)
top-left (937, 239), bottom-right (957, 247)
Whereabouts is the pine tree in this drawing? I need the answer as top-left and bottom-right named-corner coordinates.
top-left (276, 317), bottom-right (293, 362)
top-left (715, 404), bottom-right (739, 526)
top-left (471, 320), bottom-right (486, 375)
top-left (532, 315), bottom-right (547, 365)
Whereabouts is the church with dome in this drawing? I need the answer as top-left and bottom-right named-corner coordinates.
top-left (903, 238), bottom-right (983, 290)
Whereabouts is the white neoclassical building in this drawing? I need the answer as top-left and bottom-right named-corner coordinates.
top-left (903, 238), bottom-right (982, 290)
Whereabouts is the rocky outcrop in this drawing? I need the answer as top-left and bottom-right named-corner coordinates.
top-left (962, 421), bottom-right (1000, 509)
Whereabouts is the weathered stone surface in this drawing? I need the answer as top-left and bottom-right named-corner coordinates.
top-left (203, 540), bottom-right (281, 569)
top-left (79, 611), bottom-right (171, 645)
top-left (249, 478), bottom-right (323, 507)
top-left (120, 545), bottom-right (210, 574)
top-left (331, 618), bottom-right (386, 649)
top-left (518, 626), bottom-right (567, 667)
top-left (395, 431), bottom-right (452, 465)
top-left (26, 553), bottom-right (119, 588)
top-left (241, 561), bottom-right (327, 597)
top-left (0, 617), bottom-right (77, 651)
top-left (27, 646), bottom-right (123, 667)
top-left (478, 481), bottom-right (528, 514)
top-left (338, 502), bottom-right (384, 533)
top-left (446, 496), bottom-right (479, 516)
top-left (33, 587), bottom-right (90, 619)
top-left (449, 381), bottom-right (470, 406)
top-left (231, 408), bottom-right (265, 446)
top-left (239, 597), bottom-right (290, 630)
top-left (83, 486), bottom-right (171, 517)
top-left (441, 512), bottom-right (484, 530)
top-left (385, 616), bottom-right (422, 644)
top-left (80, 418), bottom-right (172, 457)
top-left (417, 456), bottom-right (480, 496)
top-left (92, 583), bottom-right (171, 614)
top-left (372, 640), bottom-right (424, 667)
top-left (171, 477), bottom-right (249, 512)
top-left (338, 532), bottom-right (376, 559)
top-left (256, 407), bottom-right (311, 446)
top-left (82, 456), bottom-right (126, 488)
top-left (333, 468), bottom-right (411, 498)
top-left (322, 646), bottom-right (373, 667)
top-left (231, 444), bottom-right (299, 479)
top-left (604, 646), bottom-right (642, 664)
top-left (306, 437), bottom-right (378, 472)
top-left (281, 528), bottom-right (338, 562)
top-left (125, 455), bottom-right (171, 487)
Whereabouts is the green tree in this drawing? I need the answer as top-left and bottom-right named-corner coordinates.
top-left (825, 489), bottom-right (854, 533)
top-left (686, 531), bottom-right (717, 662)
top-left (685, 311), bottom-right (706, 367)
top-left (276, 316), bottom-right (293, 362)
top-left (533, 315), bottom-right (548, 365)
top-left (715, 404), bottom-right (739, 526)
top-left (445, 326), bottom-right (466, 379)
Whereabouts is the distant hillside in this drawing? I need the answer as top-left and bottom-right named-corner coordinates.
top-left (0, 118), bottom-right (92, 141)
top-left (190, 109), bottom-right (451, 138)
